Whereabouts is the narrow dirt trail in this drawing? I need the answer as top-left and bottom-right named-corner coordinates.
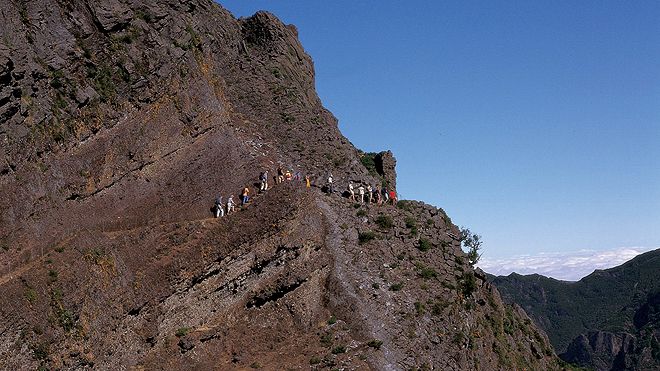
top-left (0, 181), bottom-right (287, 287)
top-left (0, 258), bottom-right (44, 286)
top-left (315, 195), bottom-right (401, 371)
top-left (0, 235), bottom-right (78, 286)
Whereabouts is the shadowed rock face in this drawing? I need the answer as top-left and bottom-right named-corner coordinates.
top-left (562, 331), bottom-right (637, 371)
top-left (0, 1), bottom-right (561, 369)
top-left (375, 150), bottom-right (397, 190)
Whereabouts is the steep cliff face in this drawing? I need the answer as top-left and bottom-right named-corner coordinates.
top-left (1, 1), bottom-right (562, 369)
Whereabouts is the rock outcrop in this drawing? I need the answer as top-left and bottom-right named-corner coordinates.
top-left (375, 150), bottom-right (397, 190)
top-left (1, 1), bottom-right (563, 369)
top-left (562, 331), bottom-right (637, 371)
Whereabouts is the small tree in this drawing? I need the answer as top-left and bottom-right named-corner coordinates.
top-left (460, 227), bottom-right (483, 266)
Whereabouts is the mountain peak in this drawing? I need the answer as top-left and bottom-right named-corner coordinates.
top-left (1, 1), bottom-right (562, 369)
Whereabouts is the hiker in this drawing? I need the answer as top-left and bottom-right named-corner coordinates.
top-left (357, 184), bottom-right (365, 203)
top-left (327, 173), bottom-right (334, 194)
top-left (214, 195), bottom-right (224, 218)
top-left (382, 187), bottom-right (389, 203)
top-left (389, 190), bottom-right (397, 205)
top-left (241, 187), bottom-right (250, 205)
top-left (259, 171), bottom-right (269, 192)
top-left (367, 185), bottom-right (373, 203)
top-left (348, 182), bottom-right (355, 201)
top-left (294, 171), bottom-right (301, 181)
top-left (305, 175), bottom-right (311, 188)
top-left (277, 167), bottom-right (284, 184)
top-left (285, 170), bottom-right (292, 181)
top-left (374, 187), bottom-right (382, 205)
top-left (227, 195), bottom-right (235, 214)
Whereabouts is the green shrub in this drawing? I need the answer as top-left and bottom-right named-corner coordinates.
top-left (360, 152), bottom-right (378, 176)
top-left (25, 288), bottom-right (37, 303)
top-left (57, 308), bottom-right (76, 332)
top-left (367, 339), bottom-right (383, 349)
top-left (371, 282), bottom-right (380, 289)
top-left (51, 288), bottom-right (63, 302)
top-left (453, 331), bottom-right (466, 345)
top-left (460, 227), bottom-right (483, 265)
top-left (136, 10), bottom-right (154, 23)
top-left (50, 74), bottom-right (64, 90)
top-left (503, 317), bottom-right (515, 335)
top-left (18, 5), bottom-right (29, 25)
top-left (271, 67), bottom-right (282, 78)
top-left (442, 213), bottom-right (452, 225)
top-left (418, 266), bottom-right (438, 279)
top-left (389, 282), bottom-right (403, 291)
top-left (281, 112), bottom-right (295, 123)
top-left (414, 301), bottom-right (425, 315)
top-left (356, 209), bottom-right (367, 217)
top-left (88, 64), bottom-right (116, 103)
top-left (186, 24), bottom-right (202, 51)
top-left (417, 238), bottom-right (432, 252)
top-left (404, 216), bottom-right (417, 229)
top-left (375, 215), bottom-right (393, 229)
top-left (31, 342), bottom-right (49, 361)
top-left (358, 231), bottom-right (376, 245)
top-left (331, 345), bottom-right (346, 354)
top-left (327, 316), bottom-right (337, 325)
top-left (397, 200), bottom-right (413, 211)
top-left (459, 272), bottom-right (477, 297)
top-left (1, 244), bottom-right (8, 251)
top-left (175, 327), bottom-right (191, 337)
top-left (431, 301), bottom-right (447, 316)
top-left (320, 332), bottom-right (333, 347)
top-left (48, 270), bottom-right (58, 281)
top-left (309, 356), bottom-right (322, 365)
top-left (405, 217), bottom-right (418, 235)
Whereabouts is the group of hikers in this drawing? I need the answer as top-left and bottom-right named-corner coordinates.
top-left (325, 173), bottom-right (397, 204)
top-left (346, 181), bottom-right (397, 205)
top-left (258, 168), bottom-right (311, 192)
top-left (212, 168), bottom-right (397, 218)
top-left (212, 166), bottom-right (311, 218)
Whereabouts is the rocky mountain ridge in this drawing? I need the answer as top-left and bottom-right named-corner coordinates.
top-left (489, 249), bottom-right (660, 371)
top-left (2, 0), bottom-right (564, 369)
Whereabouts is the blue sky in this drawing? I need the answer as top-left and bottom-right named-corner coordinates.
top-left (219, 1), bottom-right (660, 278)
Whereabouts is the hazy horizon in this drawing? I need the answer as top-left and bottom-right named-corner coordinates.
top-left (478, 246), bottom-right (659, 281)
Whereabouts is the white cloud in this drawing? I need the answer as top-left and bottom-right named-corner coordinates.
top-left (478, 247), bottom-right (659, 281)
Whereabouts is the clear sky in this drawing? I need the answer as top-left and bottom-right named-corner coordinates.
top-left (219, 1), bottom-right (660, 278)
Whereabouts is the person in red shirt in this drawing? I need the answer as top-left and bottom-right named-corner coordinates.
top-left (389, 190), bottom-right (397, 205)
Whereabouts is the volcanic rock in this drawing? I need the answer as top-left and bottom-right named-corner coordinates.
top-left (0, 1), bottom-right (562, 369)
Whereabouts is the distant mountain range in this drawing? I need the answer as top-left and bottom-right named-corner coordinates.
top-left (488, 248), bottom-right (660, 370)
